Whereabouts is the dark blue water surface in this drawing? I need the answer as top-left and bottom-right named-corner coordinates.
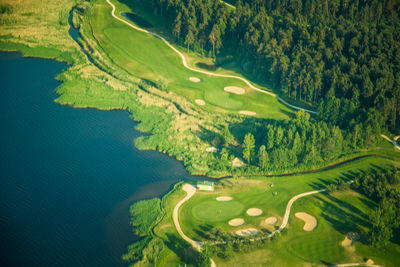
top-left (0, 52), bottom-right (198, 266)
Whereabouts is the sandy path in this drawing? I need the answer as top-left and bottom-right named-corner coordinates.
top-left (172, 184), bottom-right (201, 251)
top-left (381, 134), bottom-right (400, 151)
top-left (219, 0), bottom-right (236, 9)
top-left (172, 184), bottom-right (217, 266)
top-left (295, 212), bottom-right (317, 231)
top-left (106, 0), bottom-right (316, 115)
top-left (276, 189), bottom-right (326, 233)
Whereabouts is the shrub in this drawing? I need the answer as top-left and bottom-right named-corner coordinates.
top-left (156, 77), bottom-right (168, 91)
top-left (0, 4), bottom-right (13, 14)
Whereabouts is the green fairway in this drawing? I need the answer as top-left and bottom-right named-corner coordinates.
top-left (86, 0), bottom-right (292, 119)
top-left (192, 200), bottom-right (244, 222)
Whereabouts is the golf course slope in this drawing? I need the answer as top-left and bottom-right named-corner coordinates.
top-left (105, 0), bottom-right (316, 115)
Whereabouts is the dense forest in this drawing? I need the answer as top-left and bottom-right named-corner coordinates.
top-left (135, 0), bottom-right (400, 133)
top-left (352, 167), bottom-right (400, 247)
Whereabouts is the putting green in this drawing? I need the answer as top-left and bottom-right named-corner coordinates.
top-left (191, 200), bottom-right (244, 222)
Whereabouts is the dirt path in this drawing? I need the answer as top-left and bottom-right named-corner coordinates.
top-left (275, 189), bottom-right (326, 233)
top-left (219, 0), bottom-right (235, 9)
top-left (172, 184), bottom-right (200, 251)
top-left (173, 184), bottom-right (217, 267)
top-left (381, 134), bottom-right (400, 151)
top-left (105, 0), bottom-right (316, 114)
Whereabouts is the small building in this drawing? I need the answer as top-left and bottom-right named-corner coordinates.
top-left (197, 181), bottom-right (214, 191)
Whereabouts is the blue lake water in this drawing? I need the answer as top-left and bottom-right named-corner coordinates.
top-left (0, 52), bottom-right (199, 266)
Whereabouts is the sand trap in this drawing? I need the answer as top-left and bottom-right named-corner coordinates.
top-left (229, 218), bottom-right (245, 226)
top-left (232, 157), bottom-right (245, 167)
top-left (341, 236), bottom-right (352, 247)
top-left (295, 212), bottom-right (317, 231)
top-left (236, 228), bottom-right (259, 237)
top-left (195, 99), bottom-right (205, 106)
top-left (342, 232), bottom-right (360, 247)
top-left (224, 86), bottom-right (246, 95)
top-left (366, 259), bottom-right (374, 264)
top-left (216, 196), bottom-right (232, 201)
top-left (265, 217), bottom-right (277, 225)
top-left (239, 110), bottom-right (257, 116)
top-left (246, 208), bottom-right (262, 216)
top-left (206, 147), bottom-right (217, 153)
top-left (189, 77), bottom-right (200, 82)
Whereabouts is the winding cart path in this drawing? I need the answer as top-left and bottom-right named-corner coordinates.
top-left (105, 0), bottom-right (316, 114)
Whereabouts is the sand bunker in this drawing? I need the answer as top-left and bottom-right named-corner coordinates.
top-left (195, 99), bottom-right (206, 106)
top-left (229, 218), bottom-right (245, 226)
top-left (295, 212), bottom-right (317, 231)
top-left (232, 157), bottom-right (246, 167)
top-left (224, 86), bottom-right (246, 95)
top-left (216, 196), bottom-right (233, 201)
top-left (342, 232), bottom-right (360, 247)
top-left (341, 236), bottom-right (352, 247)
top-left (206, 147), bottom-right (217, 153)
top-left (246, 208), bottom-right (263, 216)
top-left (189, 77), bottom-right (200, 82)
top-left (236, 228), bottom-right (259, 237)
top-left (366, 259), bottom-right (374, 265)
top-left (239, 110), bottom-right (257, 116)
top-left (265, 217), bottom-right (277, 225)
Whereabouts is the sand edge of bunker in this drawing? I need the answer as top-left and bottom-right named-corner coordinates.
top-left (195, 99), bottom-right (205, 106)
top-left (235, 227), bottom-right (259, 236)
top-left (295, 212), bottom-right (317, 231)
top-left (246, 208), bottom-right (263, 216)
top-left (239, 110), bottom-right (257, 116)
top-left (189, 77), bottom-right (200, 82)
top-left (265, 217), bottom-right (277, 225)
top-left (216, 196), bottom-right (233, 201)
top-left (229, 218), bottom-right (245, 226)
top-left (224, 86), bottom-right (246, 95)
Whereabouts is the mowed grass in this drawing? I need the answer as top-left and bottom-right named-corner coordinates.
top-left (87, 0), bottom-right (292, 119)
top-left (192, 200), bottom-right (245, 222)
top-left (176, 157), bottom-right (400, 266)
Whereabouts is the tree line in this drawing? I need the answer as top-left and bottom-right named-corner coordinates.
top-left (209, 110), bottom-right (377, 174)
top-left (352, 167), bottom-right (400, 247)
top-left (135, 0), bottom-right (400, 133)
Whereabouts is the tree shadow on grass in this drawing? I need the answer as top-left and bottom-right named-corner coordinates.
top-left (194, 224), bottom-right (214, 239)
top-left (164, 233), bottom-right (200, 265)
top-left (312, 194), bottom-right (370, 245)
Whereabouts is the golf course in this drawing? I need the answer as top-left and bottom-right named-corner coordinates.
top-left (1, 0), bottom-right (400, 266)
top-left (153, 156), bottom-right (400, 266)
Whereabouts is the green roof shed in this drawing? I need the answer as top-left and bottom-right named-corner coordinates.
top-left (196, 181), bottom-right (214, 191)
